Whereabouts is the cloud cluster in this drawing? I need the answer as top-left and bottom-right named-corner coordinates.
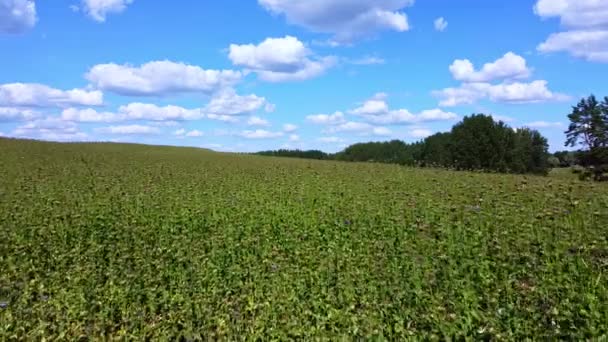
top-left (350, 93), bottom-right (458, 125)
top-left (0, 83), bottom-right (103, 107)
top-left (80, 0), bottom-right (134, 22)
top-left (434, 17), bottom-right (448, 32)
top-left (307, 93), bottom-right (457, 139)
top-left (434, 52), bottom-right (568, 106)
top-left (535, 0), bottom-right (608, 62)
top-left (228, 36), bottom-right (336, 82)
top-left (0, 0), bottom-right (36, 34)
top-left (86, 61), bottom-right (242, 96)
top-left (258, 0), bottom-right (413, 43)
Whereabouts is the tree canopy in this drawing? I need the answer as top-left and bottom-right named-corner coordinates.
top-left (256, 114), bottom-right (551, 176)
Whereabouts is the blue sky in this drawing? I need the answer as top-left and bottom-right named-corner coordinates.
top-left (1, 0), bottom-right (607, 152)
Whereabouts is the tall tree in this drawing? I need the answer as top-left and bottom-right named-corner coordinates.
top-left (565, 95), bottom-right (608, 180)
top-left (565, 95), bottom-right (608, 150)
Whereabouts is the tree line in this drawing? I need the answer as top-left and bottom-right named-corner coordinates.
top-left (256, 114), bottom-right (552, 175)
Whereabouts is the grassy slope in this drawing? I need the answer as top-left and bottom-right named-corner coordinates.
top-left (1, 138), bottom-right (607, 339)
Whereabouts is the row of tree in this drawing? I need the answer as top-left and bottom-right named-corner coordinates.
top-left (257, 114), bottom-right (552, 175)
top-left (256, 95), bottom-right (608, 180)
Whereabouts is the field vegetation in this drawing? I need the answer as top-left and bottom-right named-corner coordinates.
top-left (1, 137), bottom-right (607, 339)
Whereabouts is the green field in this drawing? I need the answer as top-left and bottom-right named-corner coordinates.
top-left (1, 138), bottom-right (607, 339)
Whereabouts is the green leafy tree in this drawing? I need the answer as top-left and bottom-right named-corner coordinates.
top-left (565, 95), bottom-right (608, 180)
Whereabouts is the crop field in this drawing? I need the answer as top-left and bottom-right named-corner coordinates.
top-left (0, 138), bottom-right (607, 339)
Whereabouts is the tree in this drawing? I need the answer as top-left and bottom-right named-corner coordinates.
top-left (565, 95), bottom-right (608, 181)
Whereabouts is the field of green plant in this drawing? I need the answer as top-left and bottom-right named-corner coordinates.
top-left (1, 138), bottom-right (607, 339)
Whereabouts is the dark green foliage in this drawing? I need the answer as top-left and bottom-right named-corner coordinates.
top-left (334, 140), bottom-right (416, 165)
top-left (565, 95), bottom-right (608, 181)
top-left (261, 114), bottom-right (551, 175)
top-left (255, 149), bottom-right (329, 160)
top-left (553, 150), bottom-right (579, 167)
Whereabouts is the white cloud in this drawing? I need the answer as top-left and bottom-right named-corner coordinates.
top-left (524, 121), bottom-right (564, 128)
top-left (538, 30), bottom-right (608, 62)
top-left (97, 124), bottom-right (160, 135)
top-left (80, 0), bottom-right (133, 22)
top-left (434, 81), bottom-right (569, 106)
top-left (0, 83), bottom-right (103, 107)
top-left (350, 56), bottom-right (386, 65)
top-left (535, 0), bottom-right (608, 62)
top-left (306, 111), bottom-right (346, 125)
top-left (485, 80), bottom-right (570, 103)
top-left (449, 52), bottom-right (531, 83)
top-left (289, 134), bottom-right (300, 142)
top-left (61, 107), bottom-right (120, 123)
top-left (204, 88), bottom-right (270, 115)
top-left (325, 121), bottom-right (390, 136)
top-left (350, 93), bottom-right (389, 115)
top-left (372, 127), bottom-right (392, 136)
top-left (173, 128), bottom-right (204, 137)
top-left (0, 0), bottom-right (36, 34)
top-left (283, 123), bottom-right (298, 132)
top-left (206, 113), bottom-right (239, 123)
top-left (318, 136), bottom-right (344, 143)
top-left (240, 129), bottom-right (284, 139)
top-left (228, 36), bottom-right (336, 82)
top-left (0, 107), bottom-right (40, 121)
top-left (185, 129), bottom-right (204, 137)
top-left (349, 93), bottom-right (458, 124)
top-left (534, 0), bottom-right (608, 29)
top-left (119, 103), bottom-right (203, 121)
top-left (247, 116), bottom-right (271, 127)
top-left (11, 117), bottom-right (88, 141)
top-left (434, 17), bottom-right (448, 32)
top-left (258, 0), bottom-right (413, 43)
top-left (409, 128), bottom-right (433, 139)
top-left (86, 60), bottom-right (242, 96)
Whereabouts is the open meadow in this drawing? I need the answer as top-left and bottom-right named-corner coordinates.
top-left (1, 138), bottom-right (607, 339)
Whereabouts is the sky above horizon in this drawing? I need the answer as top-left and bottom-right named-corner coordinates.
top-left (1, 0), bottom-right (607, 152)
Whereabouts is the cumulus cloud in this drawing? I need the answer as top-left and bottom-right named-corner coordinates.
top-left (0, 107), bottom-right (40, 122)
top-left (289, 134), bottom-right (300, 142)
top-left (538, 30), bottom-right (608, 62)
top-left (240, 129), bottom-right (284, 139)
top-left (434, 17), bottom-right (448, 32)
top-left (185, 130), bottom-right (204, 137)
top-left (350, 56), bottom-right (386, 65)
top-left (349, 93), bottom-right (458, 124)
top-left (306, 111), bottom-right (346, 125)
top-left (434, 81), bottom-right (570, 106)
top-left (283, 123), bottom-right (298, 132)
top-left (80, 0), bottom-right (133, 22)
top-left (435, 52), bottom-right (568, 106)
top-left (61, 108), bottom-right (120, 123)
top-left (409, 128), bottom-right (433, 139)
top-left (324, 121), bottom-right (391, 136)
top-left (11, 117), bottom-right (88, 141)
top-left (118, 103), bottom-right (203, 121)
top-left (317, 136), bottom-right (345, 143)
top-left (96, 124), bottom-right (160, 135)
top-left (258, 0), bottom-right (413, 43)
top-left (449, 52), bottom-right (531, 83)
top-left (535, 0), bottom-right (608, 62)
top-left (0, 83), bottom-right (103, 107)
top-left (86, 60), bottom-right (242, 96)
top-left (0, 0), bottom-right (36, 34)
top-left (204, 88), bottom-right (271, 115)
top-left (228, 36), bottom-right (336, 82)
top-left (247, 116), bottom-right (271, 127)
top-left (524, 121), bottom-right (564, 128)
